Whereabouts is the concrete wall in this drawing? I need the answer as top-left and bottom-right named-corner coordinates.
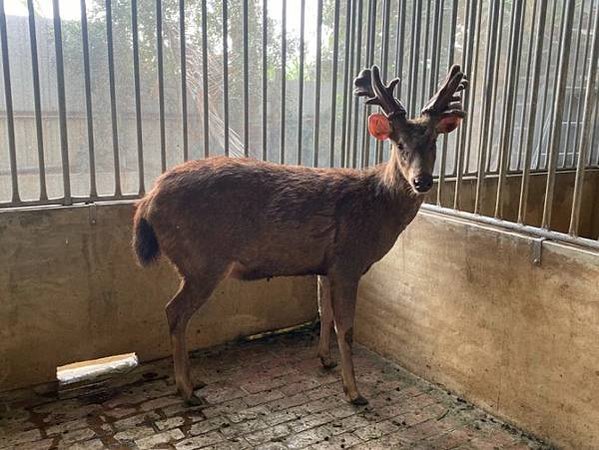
top-left (0, 202), bottom-right (317, 392)
top-left (355, 210), bottom-right (599, 450)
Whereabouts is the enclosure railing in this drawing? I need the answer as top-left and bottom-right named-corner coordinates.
top-left (0, 0), bottom-right (598, 247)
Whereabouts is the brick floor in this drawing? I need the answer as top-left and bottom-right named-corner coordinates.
top-left (0, 327), bottom-right (549, 449)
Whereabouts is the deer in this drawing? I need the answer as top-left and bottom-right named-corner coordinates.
top-left (132, 65), bottom-right (467, 405)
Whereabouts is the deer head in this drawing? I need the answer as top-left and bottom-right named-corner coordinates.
top-left (354, 65), bottom-right (468, 194)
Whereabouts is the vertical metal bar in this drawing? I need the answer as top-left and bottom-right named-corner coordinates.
top-left (0, 0), bottom-right (19, 203)
top-left (340, 0), bottom-right (353, 168)
top-left (515, 2), bottom-right (538, 171)
top-left (131, 0), bottom-right (144, 194)
top-left (201, 0), bottom-right (209, 157)
top-left (52, 0), bottom-right (71, 204)
top-left (376, 0), bottom-right (390, 164)
top-left (26, 0), bottom-right (47, 200)
top-left (573, 0), bottom-right (594, 160)
top-left (569, 5), bottom-right (599, 235)
top-left (484, 0), bottom-right (505, 173)
top-left (156, 0), bottom-right (166, 173)
top-left (313, 0), bottom-right (323, 167)
top-left (494, 0), bottom-right (524, 218)
top-left (428, 0), bottom-right (442, 98)
top-left (420, 0), bottom-right (431, 108)
top-left (541, 0), bottom-right (576, 229)
top-left (180, 0), bottom-right (189, 161)
top-left (454, 0), bottom-right (475, 209)
top-left (474, 0), bottom-right (500, 214)
top-left (517, 2), bottom-right (547, 224)
top-left (328, 0), bottom-right (341, 168)
top-left (223, 0), bottom-right (229, 156)
top-left (408, 0), bottom-right (422, 116)
top-left (395, 0), bottom-right (405, 98)
top-left (351, 0), bottom-right (364, 169)
top-left (262, 0), bottom-right (267, 161)
top-left (536, 0), bottom-right (559, 169)
top-left (460, 0), bottom-right (482, 179)
top-left (436, 0), bottom-right (456, 206)
top-left (243, 0), bottom-right (249, 156)
top-left (360, 0), bottom-right (375, 169)
top-left (106, 0), bottom-right (121, 195)
top-left (297, 0), bottom-right (306, 164)
top-left (280, 0), bottom-right (286, 164)
top-left (563, 0), bottom-right (586, 167)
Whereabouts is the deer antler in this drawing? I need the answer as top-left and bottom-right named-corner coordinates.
top-left (354, 66), bottom-right (406, 119)
top-left (421, 64), bottom-right (468, 120)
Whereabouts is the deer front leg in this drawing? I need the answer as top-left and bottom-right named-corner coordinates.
top-left (329, 274), bottom-right (367, 405)
top-left (317, 276), bottom-right (337, 369)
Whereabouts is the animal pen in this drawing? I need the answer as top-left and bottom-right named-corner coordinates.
top-left (0, 0), bottom-right (598, 449)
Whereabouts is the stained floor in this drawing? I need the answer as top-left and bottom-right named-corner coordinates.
top-left (0, 327), bottom-right (549, 449)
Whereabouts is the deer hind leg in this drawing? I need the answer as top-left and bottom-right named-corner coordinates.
top-left (329, 274), bottom-right (367, 405)
top-left (165, 268), bottom-right (224, 405)
top-left (317, 276), bottom-right (337, 369)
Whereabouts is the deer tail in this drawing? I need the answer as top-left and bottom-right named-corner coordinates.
top-left (132, 197), bottom-right (160, 266)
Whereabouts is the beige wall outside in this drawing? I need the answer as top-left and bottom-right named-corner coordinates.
top-left (355, 210), bottom-right (599, 449)
top-left (0, 202), bottom-right (317, 392)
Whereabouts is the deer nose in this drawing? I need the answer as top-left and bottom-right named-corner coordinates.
top-left (413, 175), bottom-right (433, 193)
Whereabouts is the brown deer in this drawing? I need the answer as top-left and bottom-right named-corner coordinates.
top-left (132, 65), bottom-right (467, 405)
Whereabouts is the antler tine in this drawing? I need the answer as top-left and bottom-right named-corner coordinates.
top-left (354, 65), bottom-right (406, 118)
top-left (421, 64), bottom-right (467, 116)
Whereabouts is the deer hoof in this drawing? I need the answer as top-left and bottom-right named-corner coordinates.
top-left (184, 392), bottom-right (207, 406)
top-left (319, 356), bottom-right (337, 370)
top-left (194, 380), bottom-right (207, 390)
top-left (349, 394), bottom-right (369, 406)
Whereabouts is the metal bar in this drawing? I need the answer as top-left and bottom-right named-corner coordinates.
top-left (436, 0), bottom-right (456, 206)
top-left (454, 0), bottom-right (476, 207)
top-left (351, 0), bottom-right (364, 169)
top-left (517, 4), bottom-right (549, 224)
top-left (473, 0), bottom-right (500, 214)
top-left (180, 0), bottom-right (188, 162)
top-left (243, 0), bottom-right (249, 156)
top-left (156, 0), bottom-right (166, 173)
top-left (563, 0), bottom-right (587, 167)
top-left (26, 0), bottom-right (47, 200)
top-left (262, 0), bottom-right (267, 161)
top-left (223, 0), bottom-right (229, 156)
top-left (460, 0), bottom-right (482, 181)
top-left (201, 0), bottom-right (209, 158)
top-left (328, 0), bottom-right (340, 168)
top-left (0, 0), bottom-right (19, 203)
top-left (573, 0), bottom-right (594, 160)
top-left (52, 0), bottom-right (71, 204)
top-left (408, 0), bottom-right (422, 116)
top-left (395, 0), bottom-right (405, 99)
top-left (106, 0), bottom-right (121, 195)
top-left (452, 0), bottom-right (468, 182)
top-left (494, 0), bottom-right (524, 218)
top-left (428, 0), bottom-right (442, 98)
top-left (542, 0), bottom-right (576, 229)
top-left (536, 0), bottom-right (559, 169)
top-left (376, 0), bottom-right (390, 164)
top-left (297, 0), bottom-right (305, 164)
top-left (313, 0), bottom-right (323, 168)
top-left (422, 204), bottom-right (599, 252)
top-left (515, 2), bottom-right (538, 172)
top-left (420, 0), bottom-right (431, 108)
top-left (280, 0), bottom-right (287, 164)
top-left (360, 0), bottom-right (375, 169)
top-left (340, 0), bottom-right (353, 168)
top-left (569, 6), bottom-right (599, 235)
top-left (131, 0), bottom-right (144, 194)
top-left (484, 0), bottom-right (505, 173)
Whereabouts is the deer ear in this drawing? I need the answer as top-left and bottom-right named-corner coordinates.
top-left (368, 113), bottom-right (393, 140)
top-left (436, 115), bottom-right (462, 134)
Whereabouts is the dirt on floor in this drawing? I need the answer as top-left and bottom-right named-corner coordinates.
top-left (0, 326), bottom-right (551, 449)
